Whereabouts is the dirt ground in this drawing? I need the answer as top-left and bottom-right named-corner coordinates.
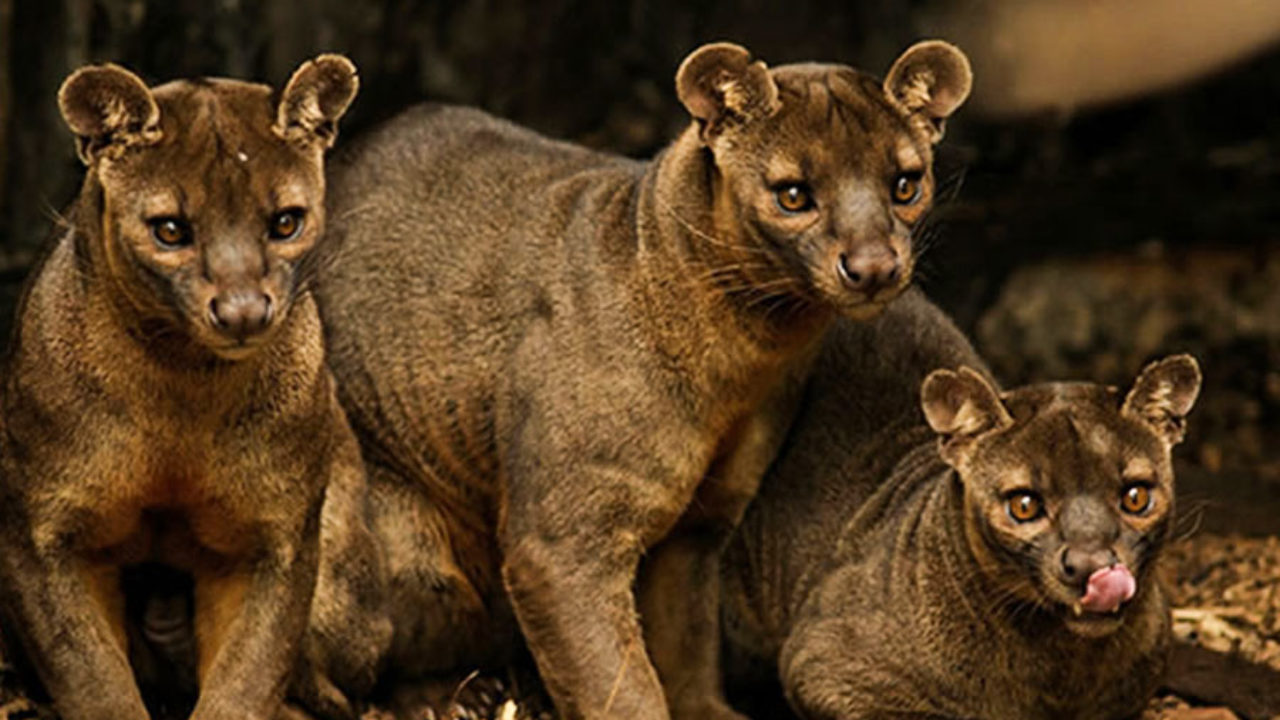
top-left (1149, 534), bottom-right (1280, 720)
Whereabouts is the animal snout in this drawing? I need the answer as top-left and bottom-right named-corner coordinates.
top-left (208, 289), bottom-right (273, 340)
top-left (836, 247), bottom-right (901, 296)
top-left (1058, 545), bottom-right (1119, 585)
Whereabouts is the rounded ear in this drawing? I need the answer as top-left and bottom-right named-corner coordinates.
top-left (883, 40), bottom-right (972, 143)
top-left (920, 366), bottom-right (1011, 467)
top-left (1121, 354), bottom-right (1201, 446)
top-left (275, 54), bottom-right (359, 149)
top-left (58, 63), bottom-right (161, 165)
top-left (675, 42), bottom-right (779, 143)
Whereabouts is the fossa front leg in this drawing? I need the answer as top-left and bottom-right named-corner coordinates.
top-left (501, 456), bottom-right (682, 720)
top-left (189, 519), bottom-right (321, 720)
top-left (0, 525), bottom-right (149, 720)
top-left (638, 404), bottom-right (798, 720)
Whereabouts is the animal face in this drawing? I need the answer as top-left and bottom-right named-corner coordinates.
top-left (58, 56), bottom-right (358, 360)
top-left (675, 42), bottom-right (971, 318)
top-left (921, 356), bottom-right (1201, 637)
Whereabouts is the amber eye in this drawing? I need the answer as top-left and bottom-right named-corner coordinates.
top-left (775, 184), bottom-right (814, 213)
top-left (268, 209), bottom-right (305, 241)
top-left (892, 173), bottom-right (922, 204)
top-left (1006, 491), bottom-right (1044, 523)
top-left (149, 218), bottom-right (192, 248)
top-left (1121, 484), bottom-right (1152, 515)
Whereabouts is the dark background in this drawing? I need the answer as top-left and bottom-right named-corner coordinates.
top-left (1, 0), bottom-right (1278, 523)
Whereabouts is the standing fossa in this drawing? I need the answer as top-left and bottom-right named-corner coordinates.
top-left (0, 57), bottom-right (371, 720)
top-left (721, 291), bottom-right (1201, 719)
top-left (303, 41), bottom-right (971, 720)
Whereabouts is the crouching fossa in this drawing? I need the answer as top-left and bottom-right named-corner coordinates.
top-left (722, 290), bottom-right (1201, 720)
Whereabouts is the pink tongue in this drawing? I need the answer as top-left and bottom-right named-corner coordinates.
top-left (1079, 564), bottom-right (1136, 613)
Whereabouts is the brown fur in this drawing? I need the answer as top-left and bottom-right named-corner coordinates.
top-left (0, 57), bottom-right (367, 720)
top-left (301, 42), bottom-right (971, 720)
top-left (722, 291), bottom-right (1201, 719)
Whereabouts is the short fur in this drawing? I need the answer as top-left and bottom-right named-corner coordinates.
top-left (0, 57), bottom-right (369, 720)
top-left (303, 42), bottom-right (970, 720)
top-left (722, 292), bottom-right (1200, 719)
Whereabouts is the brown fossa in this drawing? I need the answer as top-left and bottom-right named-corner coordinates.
top-left (0, 56), bottom-right (368, 720)
top-left (305, 41), bottom-right (971, 720)
top-left (722, 290), bottom-right (1201, 719)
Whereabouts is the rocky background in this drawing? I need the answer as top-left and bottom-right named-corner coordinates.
top-left (1, 0), bottom-right (1279, 718)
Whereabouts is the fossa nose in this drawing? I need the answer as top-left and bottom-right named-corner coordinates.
top-left (836, 245), bottom-right (901, 297)
top-left (1058, 545), bottom-right (1118, 586)
top-left (209, 288), bottom-right (273, 341)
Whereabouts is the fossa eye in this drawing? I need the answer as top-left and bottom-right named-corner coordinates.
top-left (1005, 491), bottom-right (1044, 523)
top-left (775, 184), bottom-right (814, 213)
top-left (892, 173), bottom-right (922, 205)
top-left (1120, 484), bottom-right (1152, 515)
top-left (149, 217), bottom-right (192, 249)
top-left (269, 209), bottom-right (306, 241)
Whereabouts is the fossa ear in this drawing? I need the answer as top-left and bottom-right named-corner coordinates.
top-left (58, 63), bottom-right (161, 165)
top-left (1121, 354), bottom-right (1201, 447)
top-left (921, 366), bottom-right (1011, 467)
top-left (676, 42), bottom-right (779, 143)
top-left (275, 54), bottom-right (359, 149)
top-left (884, 40), bottom-right (972, 143)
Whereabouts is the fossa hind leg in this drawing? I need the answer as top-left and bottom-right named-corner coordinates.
top-left (365, 462), bottom-right (506, 679)
top-left (291, 456), bottom-right (502, 720)
top-left (291, 446), bottom-right (392, 720)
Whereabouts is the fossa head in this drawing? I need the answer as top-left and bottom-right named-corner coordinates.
top-left (921, 355), bottom-right (1201, 637)
top-left (674, 41), bottom-right (971, 318)
top-left (58, 55), bottom-right (358, 360)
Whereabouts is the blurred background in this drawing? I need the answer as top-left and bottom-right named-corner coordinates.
top-left (2, 0), bottom-right (1279, 513)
